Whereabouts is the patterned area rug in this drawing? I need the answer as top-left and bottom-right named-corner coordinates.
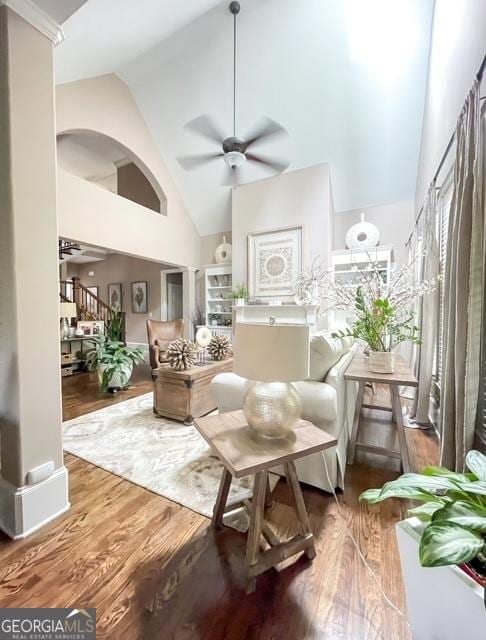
top-left (63, 393), bottom-right (277, 524)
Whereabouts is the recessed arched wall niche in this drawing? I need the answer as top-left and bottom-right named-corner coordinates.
top-left (57, 129), bottom-right (167, 215)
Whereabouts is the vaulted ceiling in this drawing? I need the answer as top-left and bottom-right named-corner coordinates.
top-left (55, 0), bottom-right (434, 236)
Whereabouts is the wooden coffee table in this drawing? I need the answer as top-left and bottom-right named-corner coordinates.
top-left (344, 353), bottom-right (418, 473)
top-left (194, 410), bottom-right (337, 592)
top-left (154, 358), bottom-right (233, 424)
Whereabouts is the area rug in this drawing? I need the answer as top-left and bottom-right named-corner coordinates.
top-left (63, 392), bottom-right (278, 523)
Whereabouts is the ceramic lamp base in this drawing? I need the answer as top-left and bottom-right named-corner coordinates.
top-left (243, 381), bottom-right (302, 439)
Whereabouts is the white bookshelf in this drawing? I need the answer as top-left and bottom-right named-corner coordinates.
top-left (202, 263), bottom-right (233, 337)
top-left (329, 245), bottom-right (394, 325)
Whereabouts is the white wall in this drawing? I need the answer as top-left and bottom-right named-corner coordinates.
top-left (334, 200), bottom-right (414, 266)
top-left (56, 74), bottom-right (201, 268)
top-left (415, 0), bottom-right (486, 210)
top-left (232, 164), bottom-right (333, 288)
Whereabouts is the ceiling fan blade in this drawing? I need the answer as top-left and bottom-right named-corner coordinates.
top-left (183, 115), bottom-right (225, 145)
top-left (177, 152), bottom-right (223, 171)
top-left (242, 117), bottom-right (288, 151)
top-left (246, 152), bottom-right (290, 174)
top-left (221, 165), bottom-right (238, 187)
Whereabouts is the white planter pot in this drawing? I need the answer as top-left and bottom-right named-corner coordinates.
top-left (98, 362), bottom-right (133, 390)
top-left (396, 518), bottom-right (485, 640)
top-left (234, 298), bottom-right (245, 307)
top-left (369, 351), bottom-right (395, 373)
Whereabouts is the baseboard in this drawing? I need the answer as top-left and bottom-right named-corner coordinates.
top-left (0, 466), bottom-right (70, 539)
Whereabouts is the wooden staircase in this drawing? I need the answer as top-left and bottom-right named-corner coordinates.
top-left (60, 277), bottom-right (125, 338)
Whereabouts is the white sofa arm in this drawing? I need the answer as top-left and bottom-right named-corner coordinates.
top-left (324, 342), bottom-right (359, 438)
top-left (211, 372), bottom-right (250, 413)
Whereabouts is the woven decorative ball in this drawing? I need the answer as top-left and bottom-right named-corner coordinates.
top-left (167, 338), bottom-right (197, 370)
top-left (207, 334), bottom-right (233, 361)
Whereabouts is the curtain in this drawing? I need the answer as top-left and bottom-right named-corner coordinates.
top-left (440, 79), bottom-right (483, 470)
top-left (411, 187), bottom-right (439, 424)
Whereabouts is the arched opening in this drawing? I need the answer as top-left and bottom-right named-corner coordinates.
top-left (56, 129), bottom-right (167, 215)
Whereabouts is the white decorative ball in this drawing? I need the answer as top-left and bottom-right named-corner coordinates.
top-left (345, 213), bottom-right (380, 250)
top-left (195, 327), bottom-right (212, 348)
top-left (214, 236), bottom-right (232, 263)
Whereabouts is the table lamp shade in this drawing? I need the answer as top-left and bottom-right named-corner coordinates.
top-left (234, 323), bottom-right (310, 382)
top-left (59, 302), bottom-right (77, 319)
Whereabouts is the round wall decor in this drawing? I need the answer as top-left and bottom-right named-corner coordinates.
top-left (214, 236), bottom-right (232, 263)
top-left (345, 213), bottom-right (380, 250)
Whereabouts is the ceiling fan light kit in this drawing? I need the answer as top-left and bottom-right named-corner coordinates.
top-left (224, 150), bottom-right (245, 169)
top-left (178, 1), bottom-right (290, 186)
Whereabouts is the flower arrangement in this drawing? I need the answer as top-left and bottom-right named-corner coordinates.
top-left (295, 255), bottom-right (438, 354)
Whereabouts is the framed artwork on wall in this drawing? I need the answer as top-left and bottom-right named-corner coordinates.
top-left (131, 281), bottom-right (148, 313)
top-left (247, 225), bottom-right (303, 299)
top-left (108, 283), bottom-right (122, 311)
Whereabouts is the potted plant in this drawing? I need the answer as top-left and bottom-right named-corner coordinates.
top-left (208, 313), bottom-right (220, 327)
top-left (106, 308), bottom-right (125, 342)
top-left (86, 333), bottom-right (145, 393)
top-left (334, 288), bottom-right (421, 373)
top-left (229, 283), bottom-right (249, 307)
top-left (361, 450), bottom-right (486, 637)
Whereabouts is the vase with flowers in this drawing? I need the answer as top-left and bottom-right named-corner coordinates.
top-left (296, 255), bottom-right (439, 374)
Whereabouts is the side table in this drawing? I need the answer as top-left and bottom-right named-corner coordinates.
top-left (344, 353), bottom-right (418, 473)
top-left (194, 410), bottom-right (337, 593)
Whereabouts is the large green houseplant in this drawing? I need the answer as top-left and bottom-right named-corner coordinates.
top-left (361, 449), bottom-right (486, 593)
top-left (86, 333), bottom-right (145, 392)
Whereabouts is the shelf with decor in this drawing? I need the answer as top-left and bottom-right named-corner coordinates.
top-left (202, 263), bottom-right (233, 333)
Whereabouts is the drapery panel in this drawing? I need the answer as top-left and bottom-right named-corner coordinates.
top-left (411, 187), bottom-right (439, 425)
top-left (440, 79), bottom-right (483, 471)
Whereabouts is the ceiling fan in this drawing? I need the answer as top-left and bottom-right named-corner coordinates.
top-left (177, 1), bottom-right (290, 186)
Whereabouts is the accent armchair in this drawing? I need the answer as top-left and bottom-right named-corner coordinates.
top-left (147, 319), bottom-right (185, 375)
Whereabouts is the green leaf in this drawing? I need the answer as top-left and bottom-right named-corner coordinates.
top-left (408, 501), bottom-right (445, 522)
top-left (455, 481), bottom-right (486, 496)
top-left (432, 500), bottom-right (486, 532)
top-left (419, 522), bottom-right (485, 567)
top-left (422, 466), bottom-right (475, 483)
top-left (360, 485), bottom-right (438, 503)
top-left (379, 473), bottom-right (461, 494)
top-left (465, 450), bottom-right (486, 481)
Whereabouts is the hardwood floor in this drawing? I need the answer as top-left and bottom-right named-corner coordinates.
top-left (62, 364), bottom-right (154, 421)
top-left (0, 373), bottom-right (439, 639)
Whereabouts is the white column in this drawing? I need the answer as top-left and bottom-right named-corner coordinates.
top-left (0, 5), bottom-right (69, 538)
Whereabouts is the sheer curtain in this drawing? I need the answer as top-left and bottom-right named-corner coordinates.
top-left (411, 187), bottom-right (439, 425)
top-left (440, 79), bottom-right (484, 470)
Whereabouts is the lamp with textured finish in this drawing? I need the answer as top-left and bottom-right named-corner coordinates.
top-left (234, 323), bottom-right (310, 438)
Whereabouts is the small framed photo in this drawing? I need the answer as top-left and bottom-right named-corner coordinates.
top-left (77, 321), bottom-right (96, 336)
top-left (93, 321), bottom-right (105, 336)
top-left (131, 281), bottom-right (148, 314)
top-left (108, 283), bottom-right (122, 311)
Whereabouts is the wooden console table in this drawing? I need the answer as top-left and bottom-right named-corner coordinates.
top-left (345, 353), bottom-right (418, 473)
top-left (194, 410), bottom-right (337, 592)
top-left (154, 358), bottom-right (233, 424)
